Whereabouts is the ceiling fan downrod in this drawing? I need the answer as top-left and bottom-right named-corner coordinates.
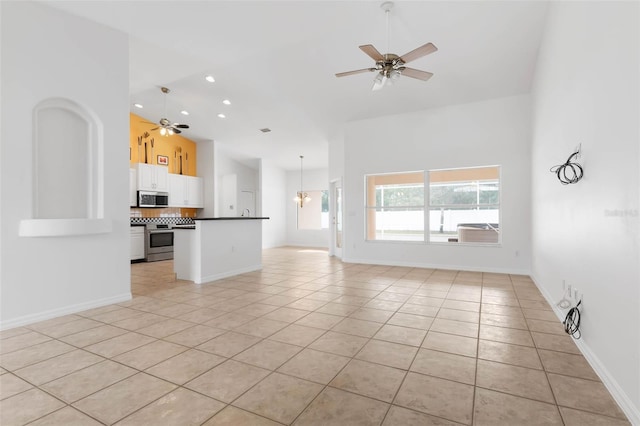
top-left (382, 1), bottom-right (393, 60)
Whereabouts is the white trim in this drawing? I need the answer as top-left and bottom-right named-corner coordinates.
top-left (531, 274), bottom-right (640, 425)
top-left (19, 218), bottom-right (112, 237)
top-left (284, 242), bottom-right (330, 249)
top-left (0, 292), bottom-right (131, 331)
top-left (196, 264), bottom-right (263, 284)
top-left (342, 257), bottom-right (530, 275)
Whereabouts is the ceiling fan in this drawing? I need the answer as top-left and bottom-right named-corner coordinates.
top-left (336, 1), bottom-right (438, 91)
top-left (142, 87), bottom-right (189, 136)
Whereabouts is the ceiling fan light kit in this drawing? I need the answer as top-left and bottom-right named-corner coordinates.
top-left (336, 1), bottom-right (438, 91)
top-left (141, 86), bottom-right (190, 137)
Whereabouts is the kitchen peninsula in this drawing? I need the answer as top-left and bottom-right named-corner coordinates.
top-left (173, 217), bottom-right (269, 284)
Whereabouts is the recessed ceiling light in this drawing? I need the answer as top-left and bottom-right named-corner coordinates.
top-left (217, 113), bottom-right (226, 119)
top-left (134, 103), bottom-right (143, 108)
top-left (180, 110), bottom-right (189, 116)
top-left (205, 75), bottom-right (215, 83)
top-left (222, 99), bottom-right (231, 105)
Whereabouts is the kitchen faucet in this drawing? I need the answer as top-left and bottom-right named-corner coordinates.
top-left (241, 208), bottom-right (251, 217)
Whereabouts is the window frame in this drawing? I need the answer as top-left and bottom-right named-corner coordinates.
top-left (364, 166), bottom-right (502, 246)
top-left (427, 165), bottom-right (501, 246)
top-left (364, 171), bottom-right (426, 243)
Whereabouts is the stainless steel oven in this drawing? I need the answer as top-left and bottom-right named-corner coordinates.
top-left (145, 224), bottom-right (174, 262)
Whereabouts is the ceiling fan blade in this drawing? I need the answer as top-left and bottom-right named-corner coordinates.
top-left (399, 42), bottom-right (438, 64)
top-left (401, 68), bottom-right (434, 81)
top-left (335, 68), bottom-right (376, 78)
top-left (174, 124), bottom-right (189, 129)
top-left (172, 128), bottom-right (182, 134)
top-left (150, 127), bottom-right (159, 131)
top-left (359, 44), bottom-right (384, 62)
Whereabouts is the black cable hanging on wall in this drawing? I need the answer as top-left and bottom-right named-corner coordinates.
top-left (563, 299), bottom-right (582, 339)
top-left (550, 145), bottom-right (584, 185)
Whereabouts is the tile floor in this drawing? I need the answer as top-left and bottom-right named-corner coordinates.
top-left (0, 247), bottom-right (630, 425)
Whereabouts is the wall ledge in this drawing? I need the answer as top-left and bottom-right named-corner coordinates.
top-left (19, 218), bottom-right (112, 237)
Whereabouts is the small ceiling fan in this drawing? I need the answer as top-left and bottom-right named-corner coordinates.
top-left (336, 1), bottom-right (438, 91)
top-left (142, 87), bottom-right (189, 136)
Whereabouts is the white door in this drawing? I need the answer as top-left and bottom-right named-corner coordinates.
top-left (330, 179), bottom-right (343, 258)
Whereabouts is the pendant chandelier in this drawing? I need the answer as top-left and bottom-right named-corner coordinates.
top-left (294, 155), bottom-right (311, 207)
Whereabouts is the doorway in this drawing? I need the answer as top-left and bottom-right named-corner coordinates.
top-left (330, 178), bottom-right (343, 258)
top-left (239, 190), bottom-right (256, 217)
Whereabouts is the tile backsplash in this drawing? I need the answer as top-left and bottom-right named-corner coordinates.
top-left (130, 216), bottom-right (194, 225)
top-left (130, 207), bottom-right (197, 218)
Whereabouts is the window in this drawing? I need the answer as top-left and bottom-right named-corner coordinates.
top-left (364, 166), bottom-right (501, 245)
top-left (297, 190), bottom-right (330, 230)
top-left (321, 190), bottom-right (329, 228)
top-left (429, 166), bottom-right (500, 244)
top-left (365, 172), bottom-right (424, 241)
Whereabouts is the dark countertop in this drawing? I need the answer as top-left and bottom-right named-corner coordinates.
top-left (172, 225), bottom-right (196, 230)
top-left (130, 223), bottom-right (146, 227)
top-left (194, 217), bottom-right (270, 220)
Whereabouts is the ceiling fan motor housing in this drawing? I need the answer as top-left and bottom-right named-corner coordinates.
top-left (377, 54), bottom-right (405, 77)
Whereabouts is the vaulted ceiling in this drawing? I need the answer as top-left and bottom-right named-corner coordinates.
top-left (46, 1), bottom-right (549, 170)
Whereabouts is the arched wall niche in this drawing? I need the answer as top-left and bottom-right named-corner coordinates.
top-left (19, 97), bottom-right (111, 236)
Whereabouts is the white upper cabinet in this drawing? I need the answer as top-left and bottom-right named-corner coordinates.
top-left (168, 173), bottom-right (186, 206)
top-left (168, 173), bottom-right (203, 208)
top-left (135, 163), bottom-right (168, 192)
top-left (187, 176), bottom-right (204, 207)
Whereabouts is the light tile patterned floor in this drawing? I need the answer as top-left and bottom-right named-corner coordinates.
top-left (0, 247), bottom-right (630, 425)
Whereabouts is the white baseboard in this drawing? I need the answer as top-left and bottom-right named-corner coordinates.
top-left (283, 242), bottom-right (330, 249)
top-left (342, 257), bottom-right (531, 276)
top-left (0, 292), bottom-right (132, 331)
top-left (197, 264), bottom-right (263, 284)
top-left (531, 274), bottom-right (640, 425)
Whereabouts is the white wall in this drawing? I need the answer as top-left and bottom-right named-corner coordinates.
top-left (286, 168), bottom-right (329, 247)
top-left (531, 2), bottom-right (639, 422)
top-left (328, 129), bottom-right (345, 182)
top-left (340, 95), bottom-right (531, 273)
top-left (214, 148), bottom-right (258, 217)
top-left (1, 2), bottom-right (130, 327)
top-left (260, 160), bottom-right (287, 248)
top-left (196, 140), bottom-right (215, 217)
top-left (328, 130), bottom-right (345, 256)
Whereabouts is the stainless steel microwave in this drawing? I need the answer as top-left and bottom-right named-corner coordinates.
top-left (137, 191), bottom-right (169, 208)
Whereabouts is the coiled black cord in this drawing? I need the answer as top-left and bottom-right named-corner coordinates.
top-left (563, 299), bottom-right (582, 339)
top-left (550, 151), bottom-right (583, 184)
